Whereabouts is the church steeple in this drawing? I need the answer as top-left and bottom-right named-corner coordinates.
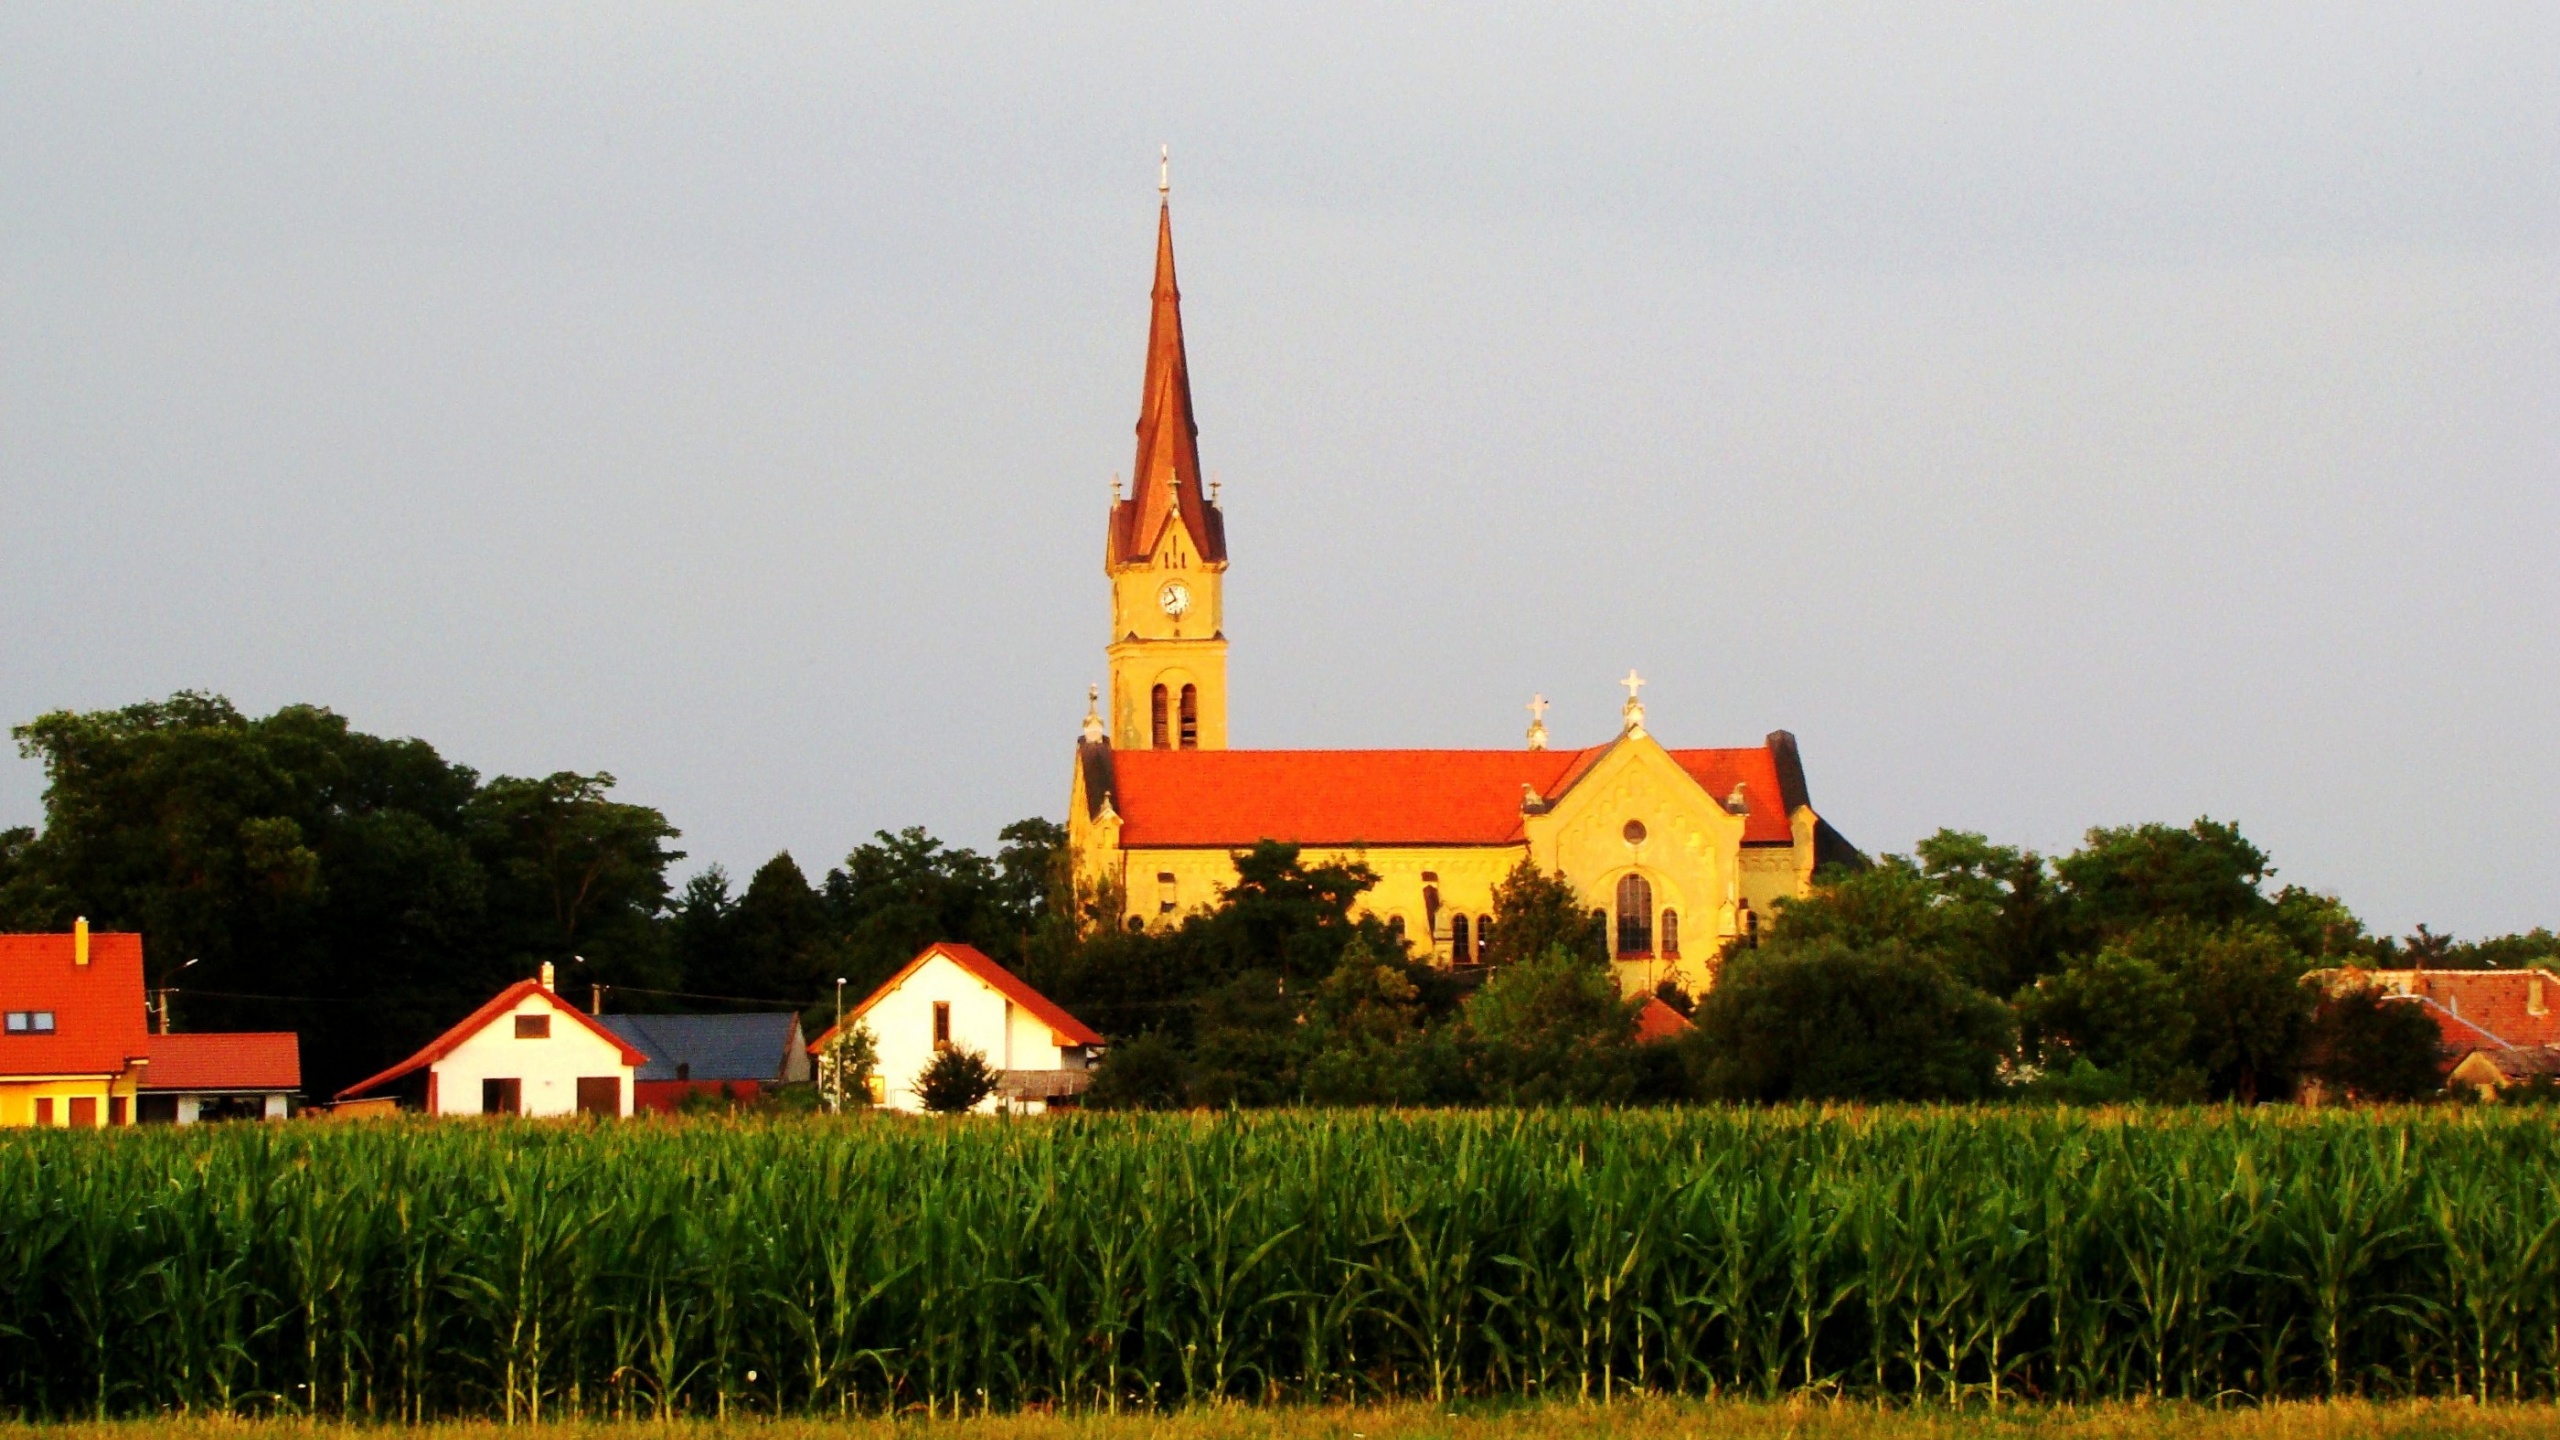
top-left (1101, 156), bottom-right (1230, 752)
top-left (1108, 179), bottom-right (1225, 569)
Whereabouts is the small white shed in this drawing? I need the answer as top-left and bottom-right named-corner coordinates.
top-left (336, 965), bottom-right (648, 1117)
top-left (810, 943), bottom-right (1103, 1114)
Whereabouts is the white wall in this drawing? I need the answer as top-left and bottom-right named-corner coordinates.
top-left (429, 991), bottom-right (634, 1117)
top-left (863, 953), bottom-right (1073, 1114)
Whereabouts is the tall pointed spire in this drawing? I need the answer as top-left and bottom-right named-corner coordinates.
top-left (1109, 162), bottom-right (1225, 568)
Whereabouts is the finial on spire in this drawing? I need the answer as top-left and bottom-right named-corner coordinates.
top-left (1525, 694), bottom-right (1549, 751)
top-left (1111, 472), bottom-right (1122, 501)
top-left (1083, 684), bottom-right (1106, 744)
top-left (1210, 472), bottom-right (1220, 503)
top-left (1619, 669), bottom-right (1647, 738)
top-left (1159, 144), bottom-right (1169, 197)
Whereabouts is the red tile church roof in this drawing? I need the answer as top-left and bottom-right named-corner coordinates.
top-left (1105, 744), bottom-right (1796, 848)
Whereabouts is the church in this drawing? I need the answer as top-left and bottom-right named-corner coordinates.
top-left (1067, 179), bottom-right (1860, 998)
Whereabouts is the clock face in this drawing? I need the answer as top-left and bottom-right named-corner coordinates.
top-left (1158, 582), bottom-right (1191, 617)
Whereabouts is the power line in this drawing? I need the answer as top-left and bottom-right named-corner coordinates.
top-left (600, 985), bottom-right (819, 1008)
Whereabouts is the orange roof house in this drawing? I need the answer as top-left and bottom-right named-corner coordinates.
top-left (337, 964), bottom-right (649, 1118)
top-left (1064, 175), bottom-right (1860, 1002)
top-left (808, 942), bottom-right (1102, 1114)
top-left (2314, 968), bottom-right (2560, 1090)
top-left (3, 922), bottom-right (301, 1127)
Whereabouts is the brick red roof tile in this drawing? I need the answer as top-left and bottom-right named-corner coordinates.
top-left (143, 1031), bottom-right (302, 1092)
top-left (1635, 997), bottom-right (1695, 1044)
top-left (1106, 744), bottom-right (1795, 848)
top-left (0, 931), bottom-right (151, 1078)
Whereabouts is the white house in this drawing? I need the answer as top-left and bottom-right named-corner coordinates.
top-left (809, 942), bottom-right (1103, 1114)
top-left (336, 963), bottom-right (648, 1117)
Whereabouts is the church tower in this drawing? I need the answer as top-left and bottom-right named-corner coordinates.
top-left (1103, 170), bottom-right (1228, 750)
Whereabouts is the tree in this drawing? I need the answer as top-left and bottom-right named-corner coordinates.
top-left (2301, 986), bottom-right (2443, 1102)
top-left (1688, 939), bottom-right (2014, 1102)
top-left (1296, 936), bottom-right (1440, 1105)
top-left (1084, 1032), bottom-right (1188, 1110)
top-left (2015, 946), bottom-right (2202, 1099)
top-left (2057, 818), bottom-right (2275, 945)
top-left (914, 1045), bottom-right (999, 1113)
top-left (1461, 944), bottom-right (1643, 1105)
top-left (1766, 832), bottom-right (2067, 999)
top-left (817, 1021), bottom-right (880, 1111)
top-left (1478, 858), bottom-right (1605, 969)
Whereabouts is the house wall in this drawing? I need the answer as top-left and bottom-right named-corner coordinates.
top-left (863, 953), bottom-right (1070, 1114)
top-left (165, 1092), bottom-right (290, 1123)
top-left (428, 994), bottom-right (634, 1117)
top-left (0, 1073), bottom-right (143, 1127)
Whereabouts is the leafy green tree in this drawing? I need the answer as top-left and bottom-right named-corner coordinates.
top-left (1188, 971), bottom-right (1299, 1107)
top-left (1478, 858), bottom-right (1605, 969)
top-left (1296, 936), bottom-right (1440, 1105)
top-left (1084, 1032), bottom-right (1188, 1110)
top-left (2163, 922), bottom-right (2315, 1102)
top-left (2057, 818), bottom-right (2275, 945)
top-left (914, 1044), bottom-right (1000, 1113)
top-left (2015, 947), bottom-right (2202, 1099)
top-left (818, 1021), bottom-right (880, 1110)
top-left (1460, 945), bottom-right (1643, 1105)
top-left (1687, 939), bottom-right (2014, 1102)
top-left (2301, 986), bottom-right (2444, 1102)
top-left (1767, 831), bottom-right (2066, 998)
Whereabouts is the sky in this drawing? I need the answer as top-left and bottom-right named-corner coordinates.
top-left (2, 5), bottom-right (2554, 937)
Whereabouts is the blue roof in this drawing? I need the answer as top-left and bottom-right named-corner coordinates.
top-left (597, 1012), bottom-right (809, 1083)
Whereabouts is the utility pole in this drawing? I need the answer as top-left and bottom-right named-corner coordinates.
top-left (833, 977), bottom-right (847, 1113)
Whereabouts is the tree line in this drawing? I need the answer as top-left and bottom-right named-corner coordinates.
top-left (4, 694), bottom-right (2552, 1103)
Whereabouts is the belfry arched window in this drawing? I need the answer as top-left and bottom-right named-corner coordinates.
top-left (1660, 908), bottom-right (1681, 958)
top-left (1151, 684), bottom-right (1170, 750)
top-left (1615, 874), bottom-right (1654, 957)
top-left (1450, 913), bottom-right (1471, 964)
top-left (1179, 684), bottom-right (1198, 749)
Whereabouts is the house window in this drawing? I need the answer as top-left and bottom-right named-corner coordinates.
top-left (108, 1097), bottom-right (127, 1126)
top-left (514, 1014), bottom-right (551, 1039)
top-left (1615, 874), bottom-right (1654, 957)
top-left (1661, 909), bottom-right (1681, 957)
top-left (5, 1011), bottom-right (56, 1034)
top-left (1151, 685), bottom-right (1171, 749)
top-left (1179, 684), bottom-right (1199, 749)
top-left (1158, 871), bottom-right (1178, 915)
top-left (34, 1098), bottom-right (54, 1126)
top-left (933, 1001), bottom-right (952, 1050)
top-left (575, 1077), bottom-right (621, 1117)
top-left (481, 1078), bottom-right (521, 1115)
top-left (1450, 913), bottom-right (1471, 964)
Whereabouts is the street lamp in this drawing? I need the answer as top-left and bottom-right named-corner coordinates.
top-left (832, 977), bottom-right (848, 1112)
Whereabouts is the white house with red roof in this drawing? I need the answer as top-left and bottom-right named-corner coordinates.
top-left (336, 962), bottom-right (649, 1117)
top-left (807, 942), bottom-right (1103, 1114)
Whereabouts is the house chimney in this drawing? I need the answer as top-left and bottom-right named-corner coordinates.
top-left (74, 916), bottom-right (89, 966)
top-left (540, 960), bottom-right (555, 991)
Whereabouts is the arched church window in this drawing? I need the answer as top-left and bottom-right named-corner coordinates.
top-left (1179, 684), bottom-right (1198, 748)
top-left (1388, 915), bottom-right (1407, 942)
top-left (1477, 915), bottom-right (1493, 962)
top-left (1151, 685), bottom-right (1170, 750)
top-left (1660, 909), bottom-right (1680, 957)
top-left (1450, 913), bottom-right (1470, 964)
top-left (1615, 874), bottom-right (1654, 957)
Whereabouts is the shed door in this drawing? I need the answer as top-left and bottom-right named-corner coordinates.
top-left (575, 1076), bottom-right (621, 1117)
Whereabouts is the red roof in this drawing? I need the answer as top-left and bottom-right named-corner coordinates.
top-left (143, 1031), bottom-right (301, 1092)
top-left (336, 979), bottom-right (650, 1100)
top-left (810, 942), bottom-right (1104, 1052)
top-left (2335, 969), bottom-right (2560, 1052)
top-left (1635, 997), bottom-right (1696, 1044)
top-left (1106, 744), bottom-right (1795, 848)
top-left (0, 931), bottom-right (151, 1078)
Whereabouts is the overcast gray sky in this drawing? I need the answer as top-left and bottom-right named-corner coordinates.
top-left (3, 5), bottom-right (2554, 936)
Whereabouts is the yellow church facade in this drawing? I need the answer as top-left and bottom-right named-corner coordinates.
top-left (1068, 182), bottom-right (1858, 997)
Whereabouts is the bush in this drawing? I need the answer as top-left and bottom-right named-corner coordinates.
top-left (2301, 985), bottom-right (2445, 1102)
top-left (914, 1044), bottom-right (999, 1113)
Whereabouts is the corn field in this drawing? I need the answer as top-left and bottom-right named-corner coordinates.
top-left (3, 1108), bottom-right (2558, 1419)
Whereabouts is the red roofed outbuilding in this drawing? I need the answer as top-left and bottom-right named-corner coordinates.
top-left (139, 1031), bottom-right (302, 1123)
